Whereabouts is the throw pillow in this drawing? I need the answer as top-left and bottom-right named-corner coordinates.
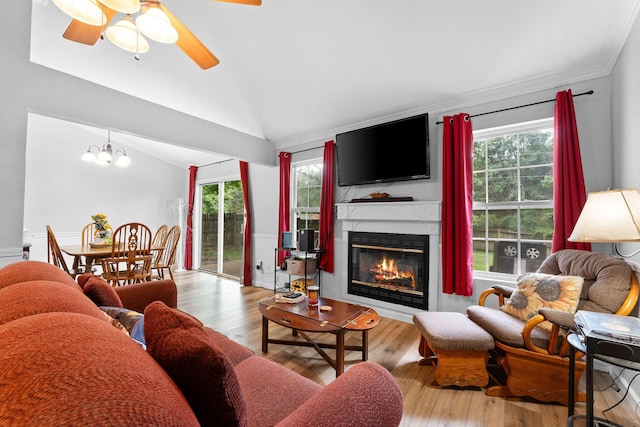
top-left (499, 272), bottom-right (584, 332)
top-left (100, 307), bottom-right (146, 347)
top-left (76, 273), bottom-right (94, 290)
top-left (144, 301), bottom-right (248, 427)
top-left (83, 276), bottom-right (123, 308)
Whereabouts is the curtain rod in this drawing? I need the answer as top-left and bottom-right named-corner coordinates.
top-left (435, 90), bottom-right (594, 125)
top-left (197, 158), bottom-right (235, 168)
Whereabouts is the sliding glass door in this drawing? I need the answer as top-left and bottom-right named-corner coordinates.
top-left (200, 180), bottom-right (244, 278)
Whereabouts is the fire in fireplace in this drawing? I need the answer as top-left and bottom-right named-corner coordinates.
top-left (348, 231), bottom-right (428, 309)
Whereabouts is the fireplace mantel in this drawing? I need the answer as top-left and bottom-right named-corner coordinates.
top-left (336, 201), bottom-right (441, 322)
top-left (337, 201), bottom-right (440, 235)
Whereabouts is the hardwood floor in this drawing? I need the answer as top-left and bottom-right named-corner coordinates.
top-left (174, 270), bottom-right (640, 427)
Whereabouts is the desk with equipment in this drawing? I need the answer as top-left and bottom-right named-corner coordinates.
top-left (568, 310), bottom-right (640, 427)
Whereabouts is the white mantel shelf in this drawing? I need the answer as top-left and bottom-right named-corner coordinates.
top-left (335, 200), bottom-right (441, 322)
top-left (336, 201), bottom-right (441, 235)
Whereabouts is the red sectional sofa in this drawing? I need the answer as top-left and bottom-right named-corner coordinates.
top-left (0, 261), bottom-right (403, 426)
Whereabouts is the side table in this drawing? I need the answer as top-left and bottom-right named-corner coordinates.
top-left (567, 333), bottom-right (640, 426)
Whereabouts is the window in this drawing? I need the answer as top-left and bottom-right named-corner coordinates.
top-left (472, 118), bottom-right (554, 275)
top-left (292, 162), bottom-right (322, 242)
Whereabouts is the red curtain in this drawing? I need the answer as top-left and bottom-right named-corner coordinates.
top-left (277, 152), bottom-right (291, 265)
top-left (552, 89), bottom-right (591, 252)
top-left (185, 165), bottom-right (198, 270)
top-left (240, 161), bottom-right (252, 285)
top-left (318, 140), bottom-right (335, 273)
top-left (442, 114), bottom-right (474, 296)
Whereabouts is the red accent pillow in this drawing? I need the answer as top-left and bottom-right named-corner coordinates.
top-left (77, 273), bottom-right (94, 289)
top-left (144, 301), bottom-right (248, 427)
top-left (83, 276), bottom-right (123, 308)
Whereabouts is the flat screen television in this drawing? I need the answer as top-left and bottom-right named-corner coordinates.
top-left (335, 113), bottom-right (430, 187)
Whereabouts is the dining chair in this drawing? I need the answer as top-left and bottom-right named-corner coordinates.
top-left (101, 222), bottom-right (153, 286)
top-left (46, 225), bottom-right (84, 279)
top-left (150, 225), bottom-right (181, 281)
top-left (81, 222), bottom-right (96, 246)
top-left (151, 224), bottom-right (169, 265)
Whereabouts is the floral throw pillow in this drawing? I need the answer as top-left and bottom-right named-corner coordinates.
top-left (499, 273), bottom-right (584, 332)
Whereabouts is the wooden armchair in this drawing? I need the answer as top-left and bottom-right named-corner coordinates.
top-left (101, 223), bottom-right (153, 286)
top-left (467, 249), bottom-right (639, 405)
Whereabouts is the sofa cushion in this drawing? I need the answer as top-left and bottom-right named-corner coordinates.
top-left (83, 275), bottom-right (123, 308)
top-left (203, 327), bottom-right (255, 365)
top-left (0, 260), bottom-right (80, 291)
top-left (0, 312), bottom-right (199, 426)
top-left (234, 356), bottom-right (322, 427)
top-left (499, 272), bottom-right (583, 331)
top-left (144, 301), bottom-right (248, 427)
top-left (0, 280), bottom-right (106, 326)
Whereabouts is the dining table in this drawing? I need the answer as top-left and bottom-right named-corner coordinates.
top-left (60, 243), bottom-right (164, 273)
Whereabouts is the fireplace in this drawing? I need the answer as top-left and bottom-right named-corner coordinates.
top-left (348, 231), bottom-right (428, 309)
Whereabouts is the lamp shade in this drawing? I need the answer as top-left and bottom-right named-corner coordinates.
top-left (135, 5), bottom-right (179, 43)
top-left (52, 0), bottom-right (106, 26)
top-left (568, 189), bottom-right (640, 242)
top-left (99, 0), bottom-right (141, 14)
top-left (106, 15), bottom-right (150, 53)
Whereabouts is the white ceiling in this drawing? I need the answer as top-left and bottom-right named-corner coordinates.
top-left (29, 0), bottom-right (640, 168)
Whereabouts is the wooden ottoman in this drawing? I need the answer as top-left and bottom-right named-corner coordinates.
top-left (413, 312), bottom-right (494, 388)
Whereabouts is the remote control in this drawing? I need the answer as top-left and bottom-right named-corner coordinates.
top-left (283, 292), bottom-right (303, 299)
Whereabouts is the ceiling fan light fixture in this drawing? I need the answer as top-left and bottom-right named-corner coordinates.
top-left (99, 0), bottom-right (141, 14)
top-left (52, 0), bottom-right (106, 26)
top-left (136, 6), bottom-right (179, 43)
top-left (106, 15), bottom-right (150, 53)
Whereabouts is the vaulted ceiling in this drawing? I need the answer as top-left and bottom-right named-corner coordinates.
top-left (29, 0), bottom-right (640, 167)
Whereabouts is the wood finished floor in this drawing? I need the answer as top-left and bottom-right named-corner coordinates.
top-left (174, 270), bottom-right (640, 427)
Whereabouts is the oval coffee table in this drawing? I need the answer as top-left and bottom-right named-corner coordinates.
top-left (258, 295), bottom-right (379, 376)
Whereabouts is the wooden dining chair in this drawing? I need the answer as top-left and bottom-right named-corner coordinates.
top-left (81, 222), bottom-right (96, 246)
top-left (46, 225), bottom-right (84, 279)
top-left (151, 224), bottom-right (169, 265)
top-left (101, 222), bottom-right (153, 286)
top-left (151, 225), bottom-right (181, 281)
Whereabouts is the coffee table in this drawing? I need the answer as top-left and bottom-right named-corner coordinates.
top-left (258, 295), bottom-right (379, 377)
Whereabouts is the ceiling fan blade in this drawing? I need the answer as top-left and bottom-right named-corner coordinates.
top-left (214, 0), bottom-right (262, 5)
top-left (62, 6), bottom-right (118, 46)
top-left (159, 3), bottom-right (220, 70)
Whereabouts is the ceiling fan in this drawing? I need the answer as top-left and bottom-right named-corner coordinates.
top-left (52, 0), bottom-right (261, 70)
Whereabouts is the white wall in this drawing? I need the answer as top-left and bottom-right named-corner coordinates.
top-left (24, 113), bottom-right (186, 266)
top-left (607, 6), bottom-right (640, 406)
top-left (243, 77), bottom-right (612, 320)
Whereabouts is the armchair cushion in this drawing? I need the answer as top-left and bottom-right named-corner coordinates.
top-left (467, 304), bottom-right (550, 349)
top-left (499, 273), bottom-right (583, 331)
top-left (537, 249), bottom-right (632, 313)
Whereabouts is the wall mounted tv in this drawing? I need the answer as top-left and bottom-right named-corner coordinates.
top-left (335, 113), bottom-right (430, 187)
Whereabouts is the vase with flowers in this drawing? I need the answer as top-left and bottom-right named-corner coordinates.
top-left (91, 213), bottom-right (112, 246)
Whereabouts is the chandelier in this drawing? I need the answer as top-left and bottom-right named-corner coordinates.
top-left (81, 130), bottom-right (131, 167)
top-left (52, 0), bottom-right (179, 58)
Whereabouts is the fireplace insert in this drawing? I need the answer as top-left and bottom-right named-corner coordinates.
top-left (348, 231), bottom-right (428, 309)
